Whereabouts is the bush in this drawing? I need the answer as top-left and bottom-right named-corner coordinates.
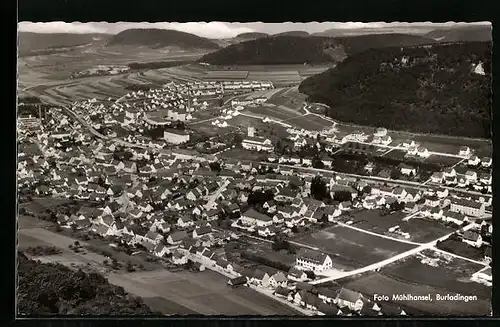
top-left (25, 246), bottom-right (62, 256)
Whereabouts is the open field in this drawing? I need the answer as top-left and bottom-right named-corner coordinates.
top-left (343, 210), bottom-right (408, 234)
top-left (241, 105), bottom-right (304, 122)
top-left (295, 225), bottom-right (417, 270)
top-left (142, 296), bottom-right (198, 315)
top-left (382, 252), bottom-right (490, 298)
top-left (425, 154), bottom-right (463, 167)
top-left (18, 218), bottom-right (300, 315)
top-left (108, 269), bottom-right (301, 315)
top-left (222, 148), bottom-right (267, 161)
top-left (204, 70), bottom-right (249, 79)
top-left (435, 238), bottom-right (488, 262)
top-left (286, 114), bottom-right (335, 131)
top-left (399, 218), bottom-right (456, 243)
top-left (18, 214), bottom-right (54, 230)
top-left (189, 120), bottom-right (234, 137)
top-left (344, 210), bottom-right (455, 244)
top-left (18, 232), bottom-right (54, 249)
top-left (339, 269), bottom-right (491, 316)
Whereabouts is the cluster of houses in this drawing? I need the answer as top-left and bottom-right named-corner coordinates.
top-left (71, 65), bottom-right (130, 79)
top-left (222, 80), bottom-right (274, 92)
top-left (226, 267), bottom-right (410, 316)
top-left (430, 158), bottom-right (492, 194)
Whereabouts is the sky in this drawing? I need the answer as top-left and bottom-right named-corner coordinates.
top-left (18, 21), bottom-right (491, 39)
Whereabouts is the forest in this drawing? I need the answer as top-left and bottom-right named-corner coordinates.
top-left (199, 34), bottom-right (436, 66)
top-left (17, 253), bottom-right (158, 315)
top-left (299, 41), bottom-right (492, 138)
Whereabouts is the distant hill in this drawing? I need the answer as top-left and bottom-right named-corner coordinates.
top-left (199, 34), bottom-right (436, 66)
top-left (199, 36), bottom-right (346, 65)
top-left (236, 32), bottom-right (269, 39)
top-left (274, 31), bottom-right (310, 37)
top-left (106, 29), bottom-right (220, 50)
top-left (335, 33), bottom-right (436, 55)
top-left (299, 42), bottom-right (492, 138)
top-left (18, 32), bottom-right (110, 56)
top-left (425, 25), bottom-right (492, 42)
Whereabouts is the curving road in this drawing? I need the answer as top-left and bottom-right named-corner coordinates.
top-left (310, 223), bottom-right (479, 285)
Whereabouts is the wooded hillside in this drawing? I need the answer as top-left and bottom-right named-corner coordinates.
top-left (299, 42), bottom-right (492, 138)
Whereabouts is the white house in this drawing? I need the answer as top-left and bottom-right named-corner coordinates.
top-left (458, 146), bottom-right (471, 156)
top-left (468, 156), bottom-right (480, 166)
top-left (450, 198), bottom-right (485, 217)
top-left (462, 231), bottom-right (483, 248)
top-left (481, 157), bottom-right (492, 168)
top-left (296, 248), bottom-right (332, 272)
top-left (430, 172), bottom-right (444, 183)
top-left (268, 272), bottom-right (288, 289)
top-left (399, 164), bottom-right (416, 176)
top-left (336, 289), bottom-right (365, 312)
top-left (465, 170), bottom-right (478, 182)
top-left (164, 129), bottom-right (190, 144)
top-left (240, 208), bottom-right (273, 227)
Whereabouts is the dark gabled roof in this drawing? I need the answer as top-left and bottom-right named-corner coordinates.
top-left (318, 302), bottom-right (339, 315)
top-left (242, 208), bottom-right (272, 222)
top-left (252, 269), bottom-right (268, 280)
top-left (288, 266), bottom-right (306, 277)
top-left (169, 230), bottom-right (189, 242)
top-left (240, 267), bottom-right (256, 278)
top-left (463, 230), bottom-right (481, 241)
top-left (229, 276), bottom-right (248, 286)
top-left (274, 286), bottom-right (292, 297)
top-left (296, 281), bottom-right (315, 291)
top-left (337, 288), bottom-right (363, 303)
top-left (451, 198), bottom-right (484, 209)
top-left (194, 225), bottom-right (212, 236)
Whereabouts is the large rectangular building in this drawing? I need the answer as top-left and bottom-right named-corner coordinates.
top-left (164, 128), bottom-right (190, 144)
top-left (449, 198), bottom-right (485, 217)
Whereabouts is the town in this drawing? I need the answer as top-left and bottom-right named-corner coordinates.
top-left (18, 75), bottom-right (492, 316)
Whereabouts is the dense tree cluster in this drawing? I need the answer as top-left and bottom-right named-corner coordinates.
top-left (24, 246), bottom-right (62, 256)
top-left (299, 41), bottom-right (492, 138)
top-left (124, 84), bottom-right (157, 92)
top-left (200, 36), bottom-right (345, 65)
top-left (199, 34), bottom-right (436, 66)
top-left (17, 253), bottom-right (158, 315)
top-left (310, 176), bottom-right (329, 201)
top-left (247, 190), bottom-right (275, 206)
top-left (128, 61), bottom-right (190, 70)
top-left (241, 250), bottom-right (292, 272)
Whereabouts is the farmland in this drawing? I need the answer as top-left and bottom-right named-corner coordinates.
top-left (344, 210), bottom-right (456, 244)
top-left (241, 105), bottom-right (304, 122)
top-left (398, 218), bottom-right (456, 243)
top-left (294, 225), bottom-right (417, 270)
top-left (286, 114), bottom-right (334, 131)
top-left (337, 250), bottom-right (491, 316)
top-left (108, 269), bottom-right (301, 315)
top-left (339, 271), bottom-right (490, 316)
top-left (17, 217), bottom-right (299, 316)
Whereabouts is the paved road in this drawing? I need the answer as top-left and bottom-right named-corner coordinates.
top-left (247, 160), bottom-right (492, 198)
top-left (204, 179), bottom-right (230, 210)
top-left (336, 221), bottom-right (422, 246)
top-left (310, 223), bottom-right (477, 285)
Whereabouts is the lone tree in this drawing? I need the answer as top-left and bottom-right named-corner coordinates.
top-left (310, 175), bottom-right (329, 201)
top-left (209, 161), bottom-right (221, 172)
top-left (126, 260), bottom-right (135, 272)
top-left (312, 157), bottom-right (325, 169)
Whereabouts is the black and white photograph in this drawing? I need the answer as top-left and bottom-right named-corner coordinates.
top-left (17, 20), bottom-right (492, 317)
